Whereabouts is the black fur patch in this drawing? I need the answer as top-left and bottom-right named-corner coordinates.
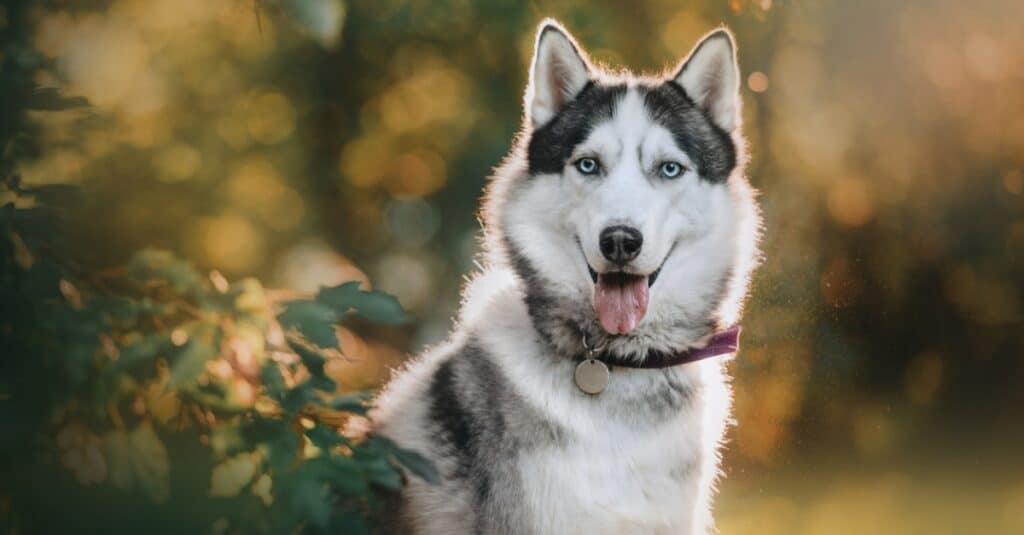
top-left (640, 82), bottom-right (736, 183)
top-left (428, 358), bottom-right (475, 480)
top-left (525, 80), bottom-right (736, 182)
top-left (527, 82), bottom-right (627, 175)
top-left (426, 342), bottom-right (560, 532)
top-left (503, 234), bottom-right (583, 356)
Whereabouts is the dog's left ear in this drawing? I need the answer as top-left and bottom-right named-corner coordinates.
top-left (673, 29), bottom-right (741, 133)
top-left (525, 20), bottom-right (592, 129)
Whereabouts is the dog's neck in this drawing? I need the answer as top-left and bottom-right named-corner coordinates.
top-left (462, 259), bottom-right (735, 369)
top-left (463, 266), bottom-right (717, 424)
top-left (585, 325), bottom-right (741, 369)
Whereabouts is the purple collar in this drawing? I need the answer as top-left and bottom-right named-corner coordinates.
top-left (596, 325), bottom-right (741, 369)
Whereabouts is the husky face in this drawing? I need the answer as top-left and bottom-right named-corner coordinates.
top-left (485, 22), bottom-right (758, 360)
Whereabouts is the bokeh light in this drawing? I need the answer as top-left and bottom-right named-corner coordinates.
top-left (11, 0), bottom-right (1024, 532)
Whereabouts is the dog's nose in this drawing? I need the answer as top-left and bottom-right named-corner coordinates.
top-left (599, 225), bottom-right (643, 265)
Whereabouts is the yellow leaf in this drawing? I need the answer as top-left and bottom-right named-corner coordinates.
top-left (210, 453), bottom-right (257, 497)
top-left (144, 378), bottom-right (181, 425)
top-left (103, 422), bottom-right (171, 503)
top-left (105, 429), bottom-right (134, 491)
top-left (128, 422), bottom-right (171, 503)
top-left (251, 473), bottom-right (273, 506)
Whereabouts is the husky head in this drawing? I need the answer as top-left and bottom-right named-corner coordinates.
top-left (483, 20), bottom-right (760, 361)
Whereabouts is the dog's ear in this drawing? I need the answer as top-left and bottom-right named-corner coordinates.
top-left (673, 29), bottom-right (741, 133)
top-left (525, 20), bottom-right (592, 128)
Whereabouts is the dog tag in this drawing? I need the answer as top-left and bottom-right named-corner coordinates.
top-left (574, 359), bottom-right (609, 394)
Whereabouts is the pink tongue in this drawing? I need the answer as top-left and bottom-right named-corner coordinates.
top-left (594, 275), bottom-right (649, 335)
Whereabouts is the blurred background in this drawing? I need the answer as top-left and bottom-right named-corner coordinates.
top-left (9, 0), bottom-right (1024, 532)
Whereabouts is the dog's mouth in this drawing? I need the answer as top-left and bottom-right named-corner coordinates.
top-left (578, 239), bottom-right (675, 336)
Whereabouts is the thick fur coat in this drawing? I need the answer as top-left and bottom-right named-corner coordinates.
top-left (373, 19), bottom-right (761, 534)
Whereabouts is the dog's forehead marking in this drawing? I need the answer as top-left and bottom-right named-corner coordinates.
top-left (577, 88), bottom-right (696, 172)
top-left (611, 89), bottom-right (653, 141)
top-left (640, 83), bottom-right (737, 182)
top-left (525, 80), bottom-right (736, 182)
top-left (526, 83), bottom-right (627, 175)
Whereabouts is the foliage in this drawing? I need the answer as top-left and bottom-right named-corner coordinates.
top-left (3, 0), bottom-right (1024, 532)
top-left (0, 1), bottom-right (434, 533)
top-left (1, 217), bottom-right (434, 533)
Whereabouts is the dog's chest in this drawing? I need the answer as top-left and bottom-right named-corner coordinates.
top-left (516, 413), bottom-right (702, 535)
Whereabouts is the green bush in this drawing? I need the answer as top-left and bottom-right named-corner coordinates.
top-left (0, 2), bottom-right (433, 532)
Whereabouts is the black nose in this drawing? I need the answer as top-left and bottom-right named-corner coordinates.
top-left (599, 225), bottom-right (643, 265)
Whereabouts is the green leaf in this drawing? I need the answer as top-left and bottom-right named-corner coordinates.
top-left (389, 444), bottom-right (440, 485)
top-left (316, 282), bottom-right (408, 325)
top-left (311, 455), bottom-right (368, 497)
top-left (88, 296), bottom-right (140, 322)
top-left (126, 249), bottom-right (205, 294)
top-left (265, 427), bottom-right (299, 472)
top-left (128, 422), bottom-right (171, 502)
top-left (331, 512), bottom-right (370, 535)
top-left (105, 430), bottom-right (134, 491)
top-left (360, 455), bottom-right (402, 490)
top-left (169, 333), bottom-right (218, 387)
top-left (277, 300), bottom-right (338, 348)
top-left (306, 424), bottom-right (346, 450)
top-left (374, 436), bottom-right (440, 485)
top-left (113, 334), bottom-right (166, 371)
top-left (280, 382), bottom-right (317, 414)
top-left (308, 375), bottom-right (337, 392)
top-left (209, 452), bottom-right (258, 497)
top-left (261, 362), bottom-right (287, 397)
top-left (288, 339), bottom-right (326, 377)
top-left (104, 422), bottom-right (171, 503)
top-left (326, 391), bottom-right (371, 415)
top-left (292, 478), bottom-right (331, 530)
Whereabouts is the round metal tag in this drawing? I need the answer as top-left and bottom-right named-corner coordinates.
top-left (574, 359), bottom-right (610, 395)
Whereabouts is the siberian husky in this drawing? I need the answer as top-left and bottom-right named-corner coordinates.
top-left (374, 19), bottom-right (761, 534)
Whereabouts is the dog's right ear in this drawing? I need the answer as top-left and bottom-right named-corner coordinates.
top-left (525, 20), bottom-right (592, 129)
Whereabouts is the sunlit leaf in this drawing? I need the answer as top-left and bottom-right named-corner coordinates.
top-left (128, 422), bottom-right (171, 502)
top-left (277, 300), bottom-right (338, 348)
top-left (306, 424), bottom-right (346, 450)
top-left (316, 282), bottom-right (408, 325)
top-left (103, 422), bottom-right (171, 503)
top-left (327, 391), bottom-right (371, 414)
top-left (105, 430), bottom-right (133, 491)
top-left (169, 332), bottom-right (219, 387)
top-left (251, 473), bottom-right (273, 506)
top-left (210, 452), bottom-right (258, 497)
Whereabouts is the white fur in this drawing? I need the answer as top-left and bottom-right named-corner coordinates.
top-left (374, 21), bottom-right (759, 535)
top-left (526, 21), bottom-right (593, 128)
top-left (675, 30), bottom-right (741, 133)
top-left (504, 85), bottom-right (746, 357)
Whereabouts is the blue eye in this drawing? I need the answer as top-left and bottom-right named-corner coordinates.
top-left (659, 161), bottom-right (684, 178)
top-left (575, 157), bottom-right (600, 175)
